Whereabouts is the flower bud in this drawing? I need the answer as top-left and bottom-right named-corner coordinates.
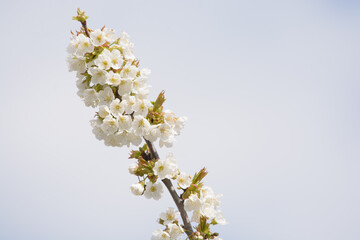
top-left (193, 167), bottom-right (208, 184)
top-left (130, 182), bottom-right (144, 196)
top-left (128, 163), bottom-right (138, 175)
top-left (153, 90), bottom-right (166, 112)
top-left (72, 8), bottom-right (89, 23)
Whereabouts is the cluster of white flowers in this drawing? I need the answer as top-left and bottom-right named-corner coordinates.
top-left (68, 27), bottom-right (186, 147)
top-left (153, 153), bottom-right (178, 180)
top-left (129, 153), bottom-right (178, 200)
top-left (152, 223), bottom-right (184, 240)
top-left (129, 152), bottom-right (226, 239)
top-left (151, 207), bottom-right (184, 240)
top-left (184, 187), bottom-right (227, 226)
top-left (70, 11), bottom-right (225, 239)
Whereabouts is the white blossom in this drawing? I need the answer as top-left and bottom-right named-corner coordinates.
top-left (119, 32), bottom-right (132, 48)
top-left (122, 46), bottom-right (135, 60)
top-left (153, 154), bottom-right (178, 180)
top-left (151, 230), bottom-right (170, 240)
top-left (159, 123), bottom-right (175, 142)
top-left (106, 71), bottom-right (121, 86)
top-left (164, 110), bottom-right (176, 125)
top-left (120, 62), bottom-right (138, 80)
top-left (184, 187), bottom-right (227, 225)
top-left (145, 125), bottom-right (160, 142)
top-left (88, 67), bottom-right (109, 85)
top-left (90, 29), bottom-right (106, 46)
top-left (117, 130), bottom-right (131, 147)
top-left (76, 34), bottom-right (94, 56)
top-left (144, 182), bottom-right (163, 200)
top-left (76, 77), bottom-right (87, 98)
top-left (159, 135), bottom-right (175, 148)
top-left (140, 68), bottom-right (151, 77)
top-left (200, 202), bottom-right (217, 219)
top-left (90, 119), bottom-right (106, 140)
top-left (104, 133), bottom-right (122, 147)
top-left (174, 116), bottom-right (187, 135)
top-left (133, 99), bottom-right (152, 117)
top-left (128, 163), bottom-right (138, 175)
top-left (101, 115), bottom-right (118, 134)
top-left (167, 223), bottom-right (184, 239)
top-left (117, 114), bottom-right (132, 131)
top-left (214, 211), bottom-right (228, 225)
top-left (103, 27), bottom-right (117, 42)
top-left (184, 194), bottom-right (202, 212)
top-left (132, 76), bottom-right (147, 92)
top-left (98, 86), bottom-right (115, 106)
top-left (67, 36), bottom-right (79, 55)
top-left (135, 84), bottom-right (151, 99)
top-left (117, 78), bottom-right (132, 96)
top-left (68, 55), bottom-right (87, 73)
top-left (132, 115), bottom-right (151, 136)
top-left (109, 49), bottom-right (123, 69)
top-left (177, 172), bottom-right (192, 189)
top-left (128, 131), bottom-right (142, 146)
top-left (98, 105), bottom-right (110, 118)
top-left (201, 187), bottom-right (222, 209)
top-left (159, 207), bottom-right (180, 225)
top-left (110, 99), bottom-right (124, 116)
top-left (95, 49), bottom-right (111, 70)
top-left (121, 95), bottom-right (136, 114)
top-left (130, 182), bottom-right (144, 196)
top-left (191, 209), bottom-right (202, 223)
top-left (83, 89), bottom-right (99, 107)
top-left (119, 32), bottom-right (135, 60)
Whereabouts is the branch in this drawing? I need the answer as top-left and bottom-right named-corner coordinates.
top-left (73, 9), bottom-right (90, 38)
top-left (81, 21), bottom-right (90, 38)
top-left (144, 139), bottom-right (194, 238)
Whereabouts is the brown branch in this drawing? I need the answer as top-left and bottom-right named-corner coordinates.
top-left (81, 21), bottom-right (90, 38)
top-left (144, 139), bottom-right (194, 238)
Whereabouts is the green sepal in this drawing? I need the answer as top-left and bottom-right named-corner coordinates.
top-left (85, 46), bottom-right (104, 63)
top-left (182, 182), bottom-right (203, 200)
top-left (129, 144), bottom-right (148, 159)
top-left (158, 218), bottom-right (165, 225)
top-left (129, 150), bottom-right (141, 159)
top-left (210, 218), bottom-right (218, 225)
top-left (147, 174), bottom-right (158, 183)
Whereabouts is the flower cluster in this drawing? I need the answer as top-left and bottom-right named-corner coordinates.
top-left (68, 14), bottom-right (186, 148)
top-left (151, 207), bottom-right (184, 240)
top-left (151, 186), bottom-right (226, 240)
top-left (128, 150), bottom-right (179, 200)
top-left (129, 145), bottom-right (226, 239)
top-left (69, 9), bottom-right (226, 240)
top-left (185, 187), bottom-right (227, 225)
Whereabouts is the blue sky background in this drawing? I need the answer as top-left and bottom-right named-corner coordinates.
top-left (0, 0), bottom-right (359, 239)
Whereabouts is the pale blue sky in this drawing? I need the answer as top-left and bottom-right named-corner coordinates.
top-left (0, 0), bottom-right (359, 239)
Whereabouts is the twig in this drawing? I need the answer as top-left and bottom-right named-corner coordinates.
top-left (144, 139), bottom-right (194, 238)
top-left (81, 21), bottom-right (90, 38)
